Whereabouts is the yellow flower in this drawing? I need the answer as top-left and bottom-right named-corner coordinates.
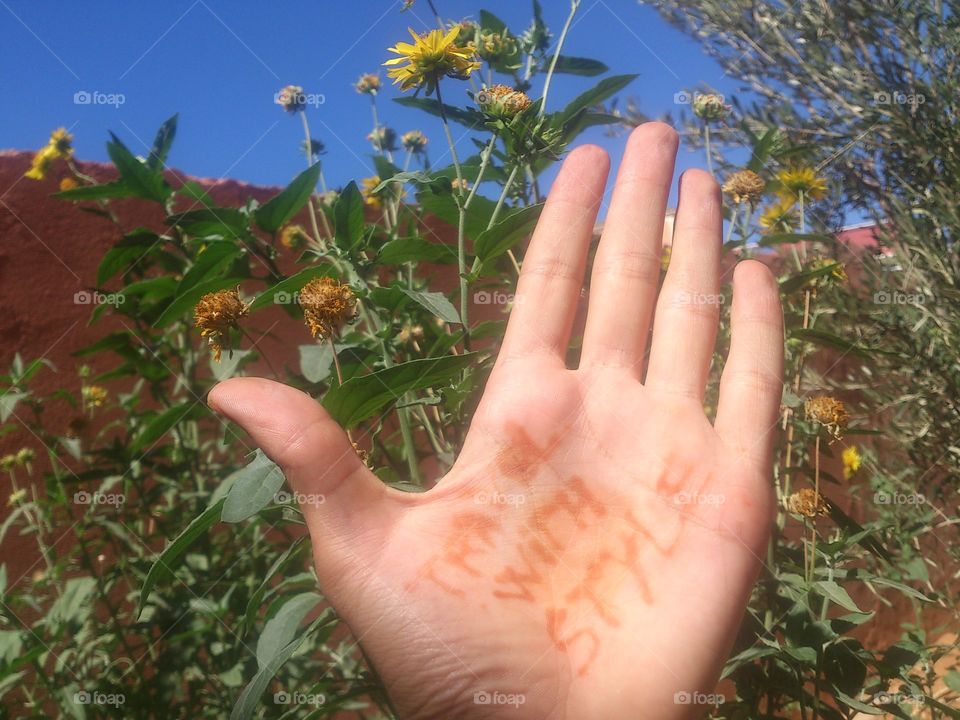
top-left (384, 26), bottom-right (481, 93)
top-left (805, 395), bottom-right (849, 440)
top-left (758, 197), bottom-right (796, 233)
top-left (722, 169), bottom-right (765, 205)
top-left (82, 385), bottom-right (109, 410)
top-left (785, 488), bottom-right (829, 518)
top-left (300, 277), bottom-right (357, 341)
top-left (24, 128), bottom-right (74, 181)
top-left (476, 84), bottom-right (533, 119)
top-left (660, 246), bottom-right (672, 272)
top-left (361, 175), bottom-right (383, 210)
top-left (193, 289), bottom-right (249, 361)
top-left (280, 224), bottom-right (309, 250)
top-left (842, 445), bottom-right (862, 480)
top-left (776, 167), bottom-right (828, 201)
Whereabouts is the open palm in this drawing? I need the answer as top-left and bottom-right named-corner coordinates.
top-left (209, 123), bottom-right (784, 720)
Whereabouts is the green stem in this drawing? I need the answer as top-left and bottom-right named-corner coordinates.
top-left (540, 0), bottom-right (582, 117)
top-left (298, 111), bottom-right (331, 245)
top-left (704, 123), bottom-right (714, 175)
top-left (725, 205), bottom-right (740, 245)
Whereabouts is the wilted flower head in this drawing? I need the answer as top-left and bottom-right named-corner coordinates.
top-left (6, 488), bottom-right (26, 506)
top-left (302, 138), bottom-right (326, 158)
top-left (355, 73), bottom-right (382, 95)
top-left (59, 176), bottom-right (79, 191)
top-left (352, 441), bottom-right (371, 467)
top-left (281, 224), bottom-right (310, 250)
top-left (692, 93), bottom-right (729, 121)
top-left (842, 445), bottom-right (862, 480)
top-left (275, 85), bottom-right (306, 113)
top-left (0, 455), bottom-right (17, 473)
top-left (476, 84), bottom-right (532, 119)
top-left (15, 448), bottom-right (35, 465)
top-left (758, 197), bottom-right (796, 234)
top-left (401, 130), bottom-right (428, 153)
top-left (776, 166), bottom-right (828, 201)
top-left (82, 384), bottom-right (109, 410)
top-left (385, 26), bottom-right (481, 93)
top-left (722, 169), bottom-right (765, 205)
top-left (520, 17), bottom-right (551, 52)
top-left (805, 395), bottom-right (849, 440)
top-left (451, 177), bottom-right (470, 193)
top-left (300, 277), bottom-right (357, 341)
top-left (785, 488), bottom-right (829, 518)
top-left (193, 289), bottom-right (249, 361)
top-left (397, 324), bottom-right (424, 344)
top-left (367, 126), bottom-right (398, 153)
top-left (321, 189), bottom-right (339, 207)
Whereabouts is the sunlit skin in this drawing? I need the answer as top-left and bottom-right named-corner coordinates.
top-left (209, 122), bottom-right (784, 719)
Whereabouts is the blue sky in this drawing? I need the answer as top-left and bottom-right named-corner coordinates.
top-left (1, 0), bottom-right (742, 209)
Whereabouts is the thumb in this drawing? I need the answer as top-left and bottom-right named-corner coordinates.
top-left (207, 377), bottom-right (392, 577)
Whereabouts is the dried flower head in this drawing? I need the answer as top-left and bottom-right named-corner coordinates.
top-left (0, 455), bottom-right (17, 473)
top-left (275, 85), bottom-right (306, 113)
top-left (451, 177), bottom-right (470, 192)
top-left (300, 277), bottom-right (357, 341)
top-left (354, 73), bottom-right (382, 95)
top-left (776, 167), bottom-right (828, 201)
top-left (722, 169), bottom-right (765, 205)
top-left (367, 126), bottom-right (398, 153)
top-left (397, 324), bottom-right (424, 344)
top-left (692, 93), bottom-right (729, 121)
top-left (281, 224), bottom-right (309, 250)
top-left (193, 289), bottom-right (249, 361)
top-left (82, 384), bottom-right (109, 410)
top-left (476, 84), bottom-right (533, 119)
top-left (401, 130), bottom-right (428, 153)
top-left (15, 448), bottom-right (35, 465)
top-left (7, 489), bottom-right (26, 507)
top-left (842, 445), bottom-right (862, 480)
top-left (352, 441), bottom-right (371, 468)
top-left (805, 395), bottom-right (849, 440)
top-left (385, 26), bottom-right (481, 93)
top-left (302, 138), bottom-right (326, 158)
top-left (785, 488), bottom-right (829, 518)
top-left (59, 176), bottom-right (79, 191)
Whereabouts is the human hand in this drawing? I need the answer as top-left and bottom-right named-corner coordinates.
top-left (209, 122), bottom-right (784, 719)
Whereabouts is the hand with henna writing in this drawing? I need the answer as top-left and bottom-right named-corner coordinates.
top-left (209, 122), bottom-right (784, 719)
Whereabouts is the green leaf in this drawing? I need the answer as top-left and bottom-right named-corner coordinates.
top-left (229, 633), bottom-right (307, 720)
top-left (418, 191), bottom-right (497, 241)
top-left (555, 74), bottom-right (638, 127)
top-left (54, 181), bottom-right (134, 201)
top-left (334, 181), bottom-right (365, 250)
top-left (552, 55), bottom-right (609, 76)
top-left (176, 180), bottom-right (215, 207)
top-left (399, 288), bottom-right (461, 324)
top-left (241, 537), bottom-right (307, 634)
top-left (210, 349), bottom-right (251, 381)
top-left (393, 97), bottom-right (486, 129)
top-left (153, 276), bottom-right (244, 328)
top-left (747, 127), bottom-right (783, 172)
top-left (248, 265), bottom-right (336, 312)
top-left (132, 401), bottom-right (196, 453)
top-left (176, 244), bottom-right (243, 296)
top-left (255, 592), bottom-right (322, 669)
top-left (221, 450), bottom-right (285, 523)
top-left (97, 229), bottom-right (160, 285)
top-left (0, 392), bottom-right (26, 423)
top-left (813, 580), bottom-right (862, 613)
top-left (253, 163), bottom-right (322, 234)
top-left (779, 261), bottom-right (843, 292)
top-left (297, 343), bottom-right (356, 384)
top-left (474, 203), bottom-right (544, 262)
top-left (324, 353), bottom-right (477, 428)
top-left (166, 208), bottom-right (249, 239)
top-left (790, 328), bottom-right (871, 361)
top-left (760, 232), bottom-right (834, 248)
top-left (378, 236), bottom-right (456, 265)
top-left (138, 499), bottom-right (224, 615)
top-left (372, 171), bottom-right (451, 196)
top-left (147, 113), bottom-right (178, 171)
top-left (107, 132), bottom-right (171, 202)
